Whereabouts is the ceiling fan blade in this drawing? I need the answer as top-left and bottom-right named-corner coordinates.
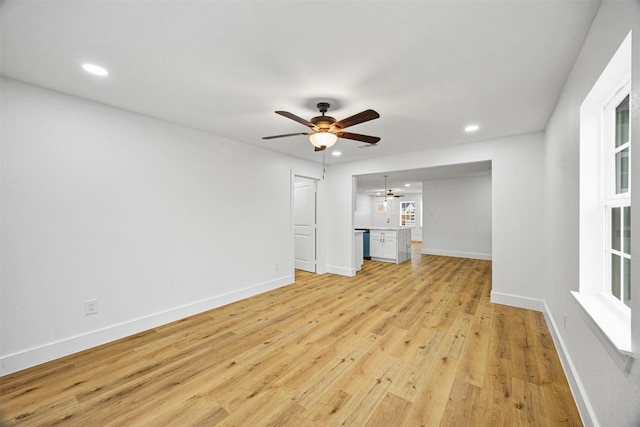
top-left (335, 132), bottom-right (380, 144)
top-left (333, 109), bottom-right (380, 130)
top-left (262, 132), bottom-right (311, 140)
top-left (275, 111), bottom-right (316, 128)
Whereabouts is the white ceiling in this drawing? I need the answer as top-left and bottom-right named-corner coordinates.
top-left (2, 0), bottom-right (600, 171)
top-left (0, 0), bottom-right (600, 202)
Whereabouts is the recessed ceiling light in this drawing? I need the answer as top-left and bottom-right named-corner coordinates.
top-left (82, 63), bottom-right (110, 77)
top-left (405, 183), bottom-right (411, 187)
top-left (331, 150), bottom-right (342, 157)
top-left (464, 124), bottom-right (480, 133)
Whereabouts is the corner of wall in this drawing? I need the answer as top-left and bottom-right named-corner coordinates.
top-left (489, 291), bottom-right (544, 312)
top-left (325, 265), bottom-right (356, 277)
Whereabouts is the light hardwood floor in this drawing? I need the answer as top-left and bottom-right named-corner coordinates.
top-left (1, 244), bottom-right (581, 426)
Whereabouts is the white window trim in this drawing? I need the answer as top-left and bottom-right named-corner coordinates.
top-left (578, 31), bottom-right (634, 358)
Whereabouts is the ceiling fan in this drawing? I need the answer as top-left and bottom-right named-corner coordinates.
top-left (263, 102), bottom-right (380, 151)
top-left (385, 189), bottom-right (405, 199)
top-left (380, 175), bottom-right (405, 200)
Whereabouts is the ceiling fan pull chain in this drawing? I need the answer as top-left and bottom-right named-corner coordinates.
top-left (323, 150), bottom-right (326, 180)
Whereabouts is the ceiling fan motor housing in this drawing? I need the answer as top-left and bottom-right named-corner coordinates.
top-left (310, 115), bottom-right (336, 130)
top-left (311, 102), bottom-right (336, 131)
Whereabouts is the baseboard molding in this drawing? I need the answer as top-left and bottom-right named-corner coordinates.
top-left (0, 275), bottom-right (293, 376)
top-left (422, 248), bottom-right (492, 261)
top-left (542, 301), bottom-right (596, 427)
top-left (325, 264), bottom-right (355, 277)
top-left (490, 291), bottom-right (544, 312)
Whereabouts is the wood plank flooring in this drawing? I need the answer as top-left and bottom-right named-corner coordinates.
top-left (0, 244), bottom-right (582, 426)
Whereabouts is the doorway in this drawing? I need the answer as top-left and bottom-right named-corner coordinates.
top-left (294, 176), bottom-right (317, 273)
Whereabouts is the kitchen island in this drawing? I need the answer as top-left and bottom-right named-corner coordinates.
top-left (368, 226), bottom-right (412, 264)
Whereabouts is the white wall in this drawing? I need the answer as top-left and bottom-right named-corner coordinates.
top-left (354, 193), bottom-right (373, 228)
top-left (325, 132), bottom-right (545, 308)
top-left (0, 78), bottom-right (322, 375)
top-left (542, 2), bottom-right (640, 426)
top-left (409, 199), bottom-right (423, 242)
top-left (372, 198), bottom-right (398, 227)
top-left (422, 175), bottom-right (492, 260)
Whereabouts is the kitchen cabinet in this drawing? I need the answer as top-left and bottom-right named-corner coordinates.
top-left (370, 230), bottom-right (396, 259)
top-left (369, 227), bottom-right (411, 264)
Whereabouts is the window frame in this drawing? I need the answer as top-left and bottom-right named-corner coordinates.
top-left (576, 31), bottom-right (633, 359)
top-left (400, 201), bottom-right (416, 227)
top-left (603, 89), bottom-right (631, 310)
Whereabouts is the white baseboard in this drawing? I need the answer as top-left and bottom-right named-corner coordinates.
top-left (0, 275), bottom-right (293, 376)
top-left (490, 291), bottom-right (544, 312)
top-left (542, 301), bottom-right (596, 427)
top-left (422, 248), bottom-right (492, 260)
top-left (325, 265), bottom-right (355, 277)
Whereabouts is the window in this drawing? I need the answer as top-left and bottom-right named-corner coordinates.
top-left (400, 201), bottom-right (416, 226)
top-left (606, 95), bottom-right (631, 308)
top-left (577, 31), bottom-right (633, 357)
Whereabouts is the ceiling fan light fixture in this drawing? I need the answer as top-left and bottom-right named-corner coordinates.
top-left (309, 132), bottom-right (338, 149)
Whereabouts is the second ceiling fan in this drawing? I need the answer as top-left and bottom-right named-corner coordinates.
top-left (381, 175), bottom-right (405, 200)
top-left (263, 102), bottom-right (380, 151)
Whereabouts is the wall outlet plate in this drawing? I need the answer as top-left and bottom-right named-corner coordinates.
top-left (85, 299), bottom-right (98, 316)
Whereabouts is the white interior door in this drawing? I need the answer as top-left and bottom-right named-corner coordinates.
top-left (294, 176), bottom-right (317, 272)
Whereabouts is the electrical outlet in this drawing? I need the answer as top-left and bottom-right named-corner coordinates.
top-left (563, 313), bottom-right (568, 330)
top-left (85, 299), bottom-right (98, 316)
top-left (275, 262), bottom-right (279, 271)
